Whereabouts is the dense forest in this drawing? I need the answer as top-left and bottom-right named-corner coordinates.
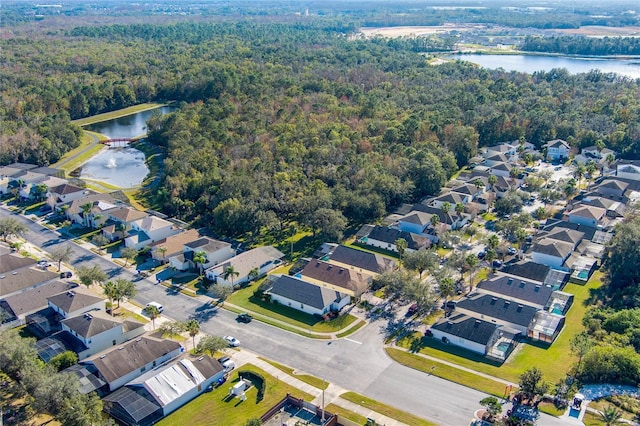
top-left (2, 20), bottom-right (640, 236)
top-left (522, 35), bottom-right (640, 56)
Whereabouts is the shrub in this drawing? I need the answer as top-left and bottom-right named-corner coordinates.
top-left (239, 370), bottom-right (266, 402)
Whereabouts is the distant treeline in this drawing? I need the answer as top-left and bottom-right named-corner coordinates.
top-left (521, 35), bottom-right (640, 56)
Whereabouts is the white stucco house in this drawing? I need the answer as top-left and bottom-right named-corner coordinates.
top-left (205, 246), bottom-right (285, 286)
top-left (544, 139), bottom-right (570, 162)
top-left (266, 275), bottom-right (350, 316)
top-left (124, 216), bottom-right (181, 250)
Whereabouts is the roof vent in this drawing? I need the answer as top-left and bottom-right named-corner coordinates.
top-left (507, 279), bottom-right (513, 285)
top-left (534, 286), bottom-right (540, 292)
top-left (519, 282), bottom-right (526, 288)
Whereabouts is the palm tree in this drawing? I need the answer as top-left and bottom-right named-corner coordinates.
top-left (185, 319), bottom-right (200, 350)
top-left (605, 153), bottom-right (616, 169)
top-left (599, 405), bottom-right (623, 425)
top-left (486, 234), bottom-right (500, 251)
top-left (438, 275), bottom-right (456, 307)
top-left (454, 202), bottom-right (464, 217)
top-left (145, 305), bottom-right (160, 330)
top-left (573, 163), bottom-right (586, 190)
top-left (193, 251), bottom-right (207, 275)
top-left (395, 238), bottom-right (408, 261)
top-left (464, 254), bottom-right (479, 292)
top-left (430, 214), bottom-right (440, 229)
top-left (113, 278), bottom-right (137, 309)
top-left (222, 265), bottom-right (239, 286)
top-left (156, 246), bottom-right (168, 263)
top-left (441, 201), bottom-right (452, 216)
top-left (102, 281), bottom-right (118, 316)
top-left (80, 202), bottom-right (93, 228)
top-left (247, 267), bottom-right (260, 282)
top-left (473, 179), bottom-right (484, 193)
top-left (488, 174), bottom-right (498, 189)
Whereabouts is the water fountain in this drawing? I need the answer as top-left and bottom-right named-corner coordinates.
top-left (106, 156), bottom-right (117, 169)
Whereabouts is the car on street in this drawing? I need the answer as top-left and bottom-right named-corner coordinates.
top-left (60, 271), bottom-right (72, 279)
top-left (492, 260), bottom-right (503, 268)
top-left (406, 303), bottom-right (418, 317)
top-left (236, 313), bottom-right (253, 323)
top-left (224, 335), bottom-right (240, 347)
top-left (477, 251), bottom-right (486, 259)
top-left (37, 260), bottom-right (51, 267)
top-left (508, 247), bottom-right (517, 255)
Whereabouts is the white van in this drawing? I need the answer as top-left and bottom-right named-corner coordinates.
top-left (221, 359), bottom-right (235, 372)
top-left (145, 302), bottom-right (164, 313)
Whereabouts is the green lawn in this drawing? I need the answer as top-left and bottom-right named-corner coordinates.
top-left (386, 348), bottom-right (509, 398)
top-left (226, 283), bottom-right (357, 333)
top-left (393, 272), bottom-right (603, 386)
top-left (346, 240), bottom-right (400, 260)
top-left (157, 364), bottom-right (313, 426)
top-left (340, 391), bottom-right (437, 426)
top-left (258, 357), bottom-right (329, 390)
top-left (325, 403), bottom-right (369, 425)
top-left (336, 320), bottom-right (367, 338)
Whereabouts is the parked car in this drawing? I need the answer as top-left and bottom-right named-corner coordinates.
top-left (508, 247), bottom-right (517, 255)
top-left (406, 303), bottom-right (418, 317)
top-left (224, 335), bottom-right (240, 347)
top-left (492, 260), bottom-right (503, 268)
top-left (477, 251), bottom-right (486, 259)
top-left (37, 260), bottom-right (52, 268)
top-left (60, 271), bottom-right (72, 279)
top-left (236, 313), bottom-right (253, 323)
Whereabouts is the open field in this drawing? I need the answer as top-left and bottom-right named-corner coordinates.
top-left (555, 26), bottom-right (640, 38)
top-left (359, 24), bottom-right (482, 38)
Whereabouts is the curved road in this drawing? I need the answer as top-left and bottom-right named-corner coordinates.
top-left (2, 207), bottom-right (568, 426)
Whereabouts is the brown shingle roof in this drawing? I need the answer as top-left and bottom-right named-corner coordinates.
top-left (105, 206), bottom-right (148, 223)
top-left (0, 268), bottom-right (59, 297)
top-left (47, 289), bottom-right (104, 315)
top-left (301, 260), bottom-right (370, 297)
top-left (150, 229), bottom-right (200, 258)
top-left (0, 254), bottom-right (37, 274)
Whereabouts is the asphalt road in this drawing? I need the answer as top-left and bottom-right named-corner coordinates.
top-left (3, 207), bottom-right (568, 426)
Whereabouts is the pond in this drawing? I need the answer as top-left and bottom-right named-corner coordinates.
top-left (447, 53), bottom-right (640, 79)
top-left (85, 105), bottom-right (176, 139)
top-left (80, 147), bottom-right (149, 188)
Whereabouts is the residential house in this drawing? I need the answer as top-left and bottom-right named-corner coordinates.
top-left (0, 267), bottom-right (59, 298)
top-left (300, 260), bottom-right (371, 298)
top-left (617, 160), bottom-right (640, 181)
top-left (397, 211), bottom-right (432, 235)
top-left (429, 191), bottom-right (469, 209)
top-left (476, 275), bottom-right (555, 310)
top-left (484, 152), bottom-right (510, 167)
top-left (266, 275), bottom-right (350, 316)
top-left (455, 292), bottom-right (538, 335)
top-left (488, 162), bottom-right (515, 178)
top-left (0, 253), bottom-right (36, 275)
top-left (501, 260), bottom-right (569, 290)
top-left (1, 281), bottom-right (78, 326)
top-left (582, 146), bottom-right (616, 160)
top-left (595, 178), bottom-right (628, 199)
top-left (484, 143), bottom-right (518, 158)
top-left (412, 203), bottom-right (469, 230)
top-left (178, 237), bottom-right (235, 272)
top-left (47, 184), bottom-right (91, 208)
top-left (530, 239), bottom-right (574, 269)
top-left (357, 225), bottom-right (430, 253)
top-left (0, 165), bottom-right (27, 194)
top-left (205, 246), bottom-right (285, 286)
top-left (450, 183), bottom-right (484, 200)
top-left (103, 356), bottom-right (225, 426)
top-left (430, 313), bottom-right (502, 356)
top-left (47, 289), bottom-right (106, 319)
top-left (581, 196), bottom-right (625, 218)
top-left (125, 216), bottom-right (181, 250)
top-left (83, 336), bottom-right (182, 391)
top-left (20, 175), bottom-right (68, 201)
top-left (61, 310), bottom-right (145, 359)
top-left (149, 229), bottom-right (200, 264)
top-left (326, 245), bottom-right (396, 276)
top-left (567, 205), bottom-right (606, 228)
top-left (102, 206), bottom-right (149, 241)
top-left (65, 193), bottom-right (117, 227)
top-left (544, 139), bottom-right (570, 161)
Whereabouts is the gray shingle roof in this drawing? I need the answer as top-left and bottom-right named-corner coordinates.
top-left (476, 275), bottom-right (553, 308)
top-left (456, 293), bottom-right (538, 328)
top-left (86, 336), bottom-right (182, 384)
top-left (431, 313), bottom-right (499, 345)
top-left (328, 245), bottom-right (395, 275)
top-left (301, 260), bottom-right (370, 297)
top-left (366, 226), bottom-right (429, 250)
top-left (0, 254), bottom-right (37, 274)
top-left (47, 289), bottom-right (104, 315)
top-left (2, 281), bottom-right (78, 318)
top-left (62, 311), bottom-right (125, 338)
top-left (268, 275), bottom-right (343, 310)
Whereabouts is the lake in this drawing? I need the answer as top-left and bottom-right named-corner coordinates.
top-left (86, 105), bottom-right (176, 139)
top-left (447, 54), bottom-right (640, 79)
top-left (80, 105), bottom-right (176, 187)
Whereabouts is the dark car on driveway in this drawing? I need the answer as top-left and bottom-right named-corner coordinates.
top-left (237, 313), bottom-right (253, 323)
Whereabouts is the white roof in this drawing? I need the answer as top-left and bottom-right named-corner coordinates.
top-left (140, 359), bottom-right (206, 407)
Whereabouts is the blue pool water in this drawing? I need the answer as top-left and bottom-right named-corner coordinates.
top-left (569, 407), bottom-right (580, 418)
top-left (496, 342), bottom-right (510, 352)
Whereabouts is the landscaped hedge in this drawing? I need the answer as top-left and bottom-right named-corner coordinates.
top-left (239, 370), bottom-right (266, 402)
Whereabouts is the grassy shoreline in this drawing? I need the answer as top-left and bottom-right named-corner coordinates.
top-left (71, 102), bottom-right (167, 126)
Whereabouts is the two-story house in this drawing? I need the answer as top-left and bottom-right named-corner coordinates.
top-left (544, 139), bottom-right (570, 162)
top-left (124, 216), bottom-right (181, 250)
